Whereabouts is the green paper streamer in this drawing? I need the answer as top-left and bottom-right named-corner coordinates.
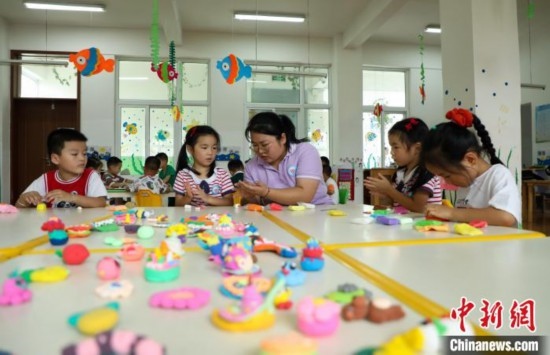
top-left (150, 0), bottom-right (160, 70)
top-left (418, 34), bottom-right (426, 105)
top-left (527, 1), bottom-right (535, 19)
top-left (169, 41), bottom-right (176, 68)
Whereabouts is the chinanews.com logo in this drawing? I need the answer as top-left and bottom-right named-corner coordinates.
top-left (444, 297), bottom-right (545, 354)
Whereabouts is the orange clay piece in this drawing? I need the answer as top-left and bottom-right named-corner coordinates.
top-left (246, 204), bottom-right (264, 212)
top-left (415, 224), bottom-right (450, 232)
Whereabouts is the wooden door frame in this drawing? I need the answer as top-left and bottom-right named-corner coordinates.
top-left (9, 50), bottom-right (81, 203)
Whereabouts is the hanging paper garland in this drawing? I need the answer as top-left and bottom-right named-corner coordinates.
top-left (418, 34), bottom-right (426, 105)
top-left (150, 0), bottom-right (160, 71)
top-left (527, 0), bottom-right (535, 19)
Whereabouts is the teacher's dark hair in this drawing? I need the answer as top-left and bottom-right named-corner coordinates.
top-left (245, 112), bottom-right (308, 151)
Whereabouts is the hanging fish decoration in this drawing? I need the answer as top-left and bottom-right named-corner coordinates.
top-left (216, 54), bottom-right (252, 84)
top-left (69, 47), bottom-right (115, 77)
top-left (152, 62), bottom-right (178, 83)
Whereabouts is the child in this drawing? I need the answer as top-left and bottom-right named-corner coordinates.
top-left (127, 156), bottom-right (170, 194)
top-left (421, 108), bottom-right (520, 227)
top-left (173, 126), bottom-right (234, 206)
top-left (86, 157), bottom-right (103, 175)
top-left (364, 117), bottom-right (441, 213)
top-left (228, 159), bottom-right (245, 184)
top-left (16, 128), bottom-right (107, 208)
top-left (102, 156), bottom-right (131, 189)
top-left (323, 164), bottom-right (339, 204)
top-left (156, 152), bottom-right (176, 187)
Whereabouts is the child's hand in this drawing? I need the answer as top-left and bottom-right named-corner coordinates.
top-left (425, 204), bottom-right (454, 220)
top-left (364, 174), bottom-right (392, 194)
top-left (45, 189), bottom-right (74, 205)
top-left (17, 191), bottom-right (43, 207)
top-left (193, 185), bottom-right (210, 204)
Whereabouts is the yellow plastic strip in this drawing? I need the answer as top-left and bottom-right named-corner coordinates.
top-left (262, 210), bottom-right (491, 336)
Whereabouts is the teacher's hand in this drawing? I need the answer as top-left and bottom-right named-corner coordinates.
top-left (235, 181), bottom-right (269, 199)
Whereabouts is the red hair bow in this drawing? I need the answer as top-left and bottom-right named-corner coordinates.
top-left (405, 118), bottom-right (419, 131)
top-left (446, 108), bottom-right (473, 128)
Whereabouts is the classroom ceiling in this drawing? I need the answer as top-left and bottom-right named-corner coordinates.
top-left (0, 0), bottom-right (441, 46)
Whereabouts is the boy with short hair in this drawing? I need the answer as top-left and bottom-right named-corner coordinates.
top-left (155, 152), bottom-right (176, 187)
top-left (127, 156), bottom-right (170, 194)
top-left (228, 159), bottom-right (245, 184)
top-left (323, 164), bottom-right (339, 204)
top-left (16, 128), bottom-right (107, 208)
top-left (102, 156), bottom-right (131, 188)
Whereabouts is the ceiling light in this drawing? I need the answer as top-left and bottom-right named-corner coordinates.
top-left (234, 12), bottom-right (305, 23)
top-left (24, 2), bottom-right (105, 12)
top-left (424, 24), bottom-right (441, 34)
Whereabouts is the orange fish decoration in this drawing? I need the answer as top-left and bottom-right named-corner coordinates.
top-left (69, 47), bottom-right (115, 77)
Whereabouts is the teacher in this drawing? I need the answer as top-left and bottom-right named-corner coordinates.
top-left (236, 112), bottom-right (333, 205)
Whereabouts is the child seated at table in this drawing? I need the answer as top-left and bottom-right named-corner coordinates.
top-left (86, 157), bottom-right (104, 176)
top-left (156, 152), bottom-right (176, 187)
top-left (228, 159), bottom-right (244, 185)
top-left (127, 156), bottom-right (170, 194)
top-left (422, 108), bottom-right (520, 227)
top-left (323, 164), bottom-right (339, 204)
top-left (15, 128), bottom-right (107, 208)
top-left (102, 156), bottom-right (131, 189)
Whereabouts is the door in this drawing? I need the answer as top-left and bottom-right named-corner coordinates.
top-left (11, 98), bottom-right (79, 203)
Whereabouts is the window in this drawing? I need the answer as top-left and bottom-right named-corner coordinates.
top-left (117, 60), bottom-right (209, 174)
top-left (17, 54), bottom-right (77, 98)
top-left (362, 69), bottom-right (407, 168)
top-left (246, 65), bottom-right (330, 159)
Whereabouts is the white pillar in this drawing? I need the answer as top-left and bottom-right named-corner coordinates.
top-left (440, 0), bottom-right (521, 182)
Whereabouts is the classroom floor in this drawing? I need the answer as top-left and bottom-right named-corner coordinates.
top-left (523, 209), bottom-right (550, 236)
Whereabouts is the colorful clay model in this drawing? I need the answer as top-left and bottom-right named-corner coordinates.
top-left (104, 236), bottom-right (124, 247)
top-left (20, 265), bottom-right (70, 283)
top-left (325, 283), bottom-right (371, 304)
top-left (61, 330), bottom-right (165, 355)
top-left (149, 287), bottom-right (211, 310)
top-left (118, 242), bottom-right (145, 262)
top-left (124, 224), bottom-right (140, 234)
top-left (143, 240), bottom-right (182, 283)
top-left (273, 287), bottom-right (293, 310)
top-left (414, 219), bottom-right (450, 232)
top-left (0, 274), bottom-right (32, 306)
top-left (365, 298), bottom-right (406, 324)
top-left (221, 243), bottom-right (261, 276)
top-left (376, 216), bottom-right (400, 225)
top-left (454, 223), bottom-right (483, 236)
top-left (297, 297), bottom-right (340, 337)
top-left (135, 208), bottom-right (154, 219)
top-left (0, 203), bottom-right (18, 213)
top-left (95, 280), bottom-right (134, 299)
top-left (358, 317), bottom-right (473, 354)
top-left (251, 235), bottom-right (297, 258)
top-left (246, 204), bottom-right (264, 212)
top-left (42, 217), bottom-right (69, 246)
top-left (342, 295), bottom-right (370, 321)
top-left (66, 224), bottom-right (92, 238)
top-left (92, 218), bottom-right (119, 232)
top-left (36, 203), bottom-right (47, 212)
top-left (96, 257), bottom-right (121, 280)
top-left (469, 220), bottom-right (488, 228)
top-left (56, 244), bottom-right (90, 265)
top-left (137, 225), bottom-right (155, 239)
top-left (114, 213), bottom-right (137, 226)
top-left (260, 332), bottom-right (317, 354)
top-left (300, 238), bottom-right (324, 271)
top-left (267, 203), bottom-right (283, 211)
top-left (276, 262), bottom-right (306, 287)
top-left (165, 223), bottom-right (189, 243)
top-left (68, 302), bottom-right (120, 336)
top-left (220, 275), bottom-right (272, 300)
top-left (211, 276), bottom-right (284, 332)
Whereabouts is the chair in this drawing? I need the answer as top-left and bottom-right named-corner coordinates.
top-left (363, 168), bottom-right (396, 207)
top-left (135, 189), bottom-right (163, 207)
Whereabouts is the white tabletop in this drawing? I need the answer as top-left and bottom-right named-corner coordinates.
top-left (0, 249), bottom-right (424, 354)
top-left (267, 204), bottom-right (543, 246)
top-left (341, 238), bottom-right (550, 336)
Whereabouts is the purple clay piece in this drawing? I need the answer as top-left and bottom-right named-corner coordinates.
top-left (124, 224), bottom-right (140, 234)
top-left (376, 216), bottom-right (400, 225)
top-left (177, 235), bottom-right (187, 244)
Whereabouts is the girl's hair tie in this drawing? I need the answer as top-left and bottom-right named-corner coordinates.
top-left (405, 118), bottom-right (419, 131)
top-left (445, 108), bottom-right (473, 128)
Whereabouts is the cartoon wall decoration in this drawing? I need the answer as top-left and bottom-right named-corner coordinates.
top-left (216, 54), bottom-right (252, 84)
top-left (69, 47), bottom-right (115, 77)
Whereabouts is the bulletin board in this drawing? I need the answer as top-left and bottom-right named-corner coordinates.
top-left (535, 104), bottom-right (550, 143)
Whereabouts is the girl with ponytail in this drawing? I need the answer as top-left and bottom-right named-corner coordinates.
top-left (421, 108), bottom-right (520, 226)
top-left (236, 112), bottom-right (333, 205)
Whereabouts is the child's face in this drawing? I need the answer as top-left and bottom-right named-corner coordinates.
top-left (109, 163), bottom-right (122, 175)
top-left (388, 134), bottom-right (419, 167)
top-left (144, 167), bottom-right (159, 177)
top-left (159, 159), bottom-right (167, 169)
top-left (189, 135), bottom-right (218, 168)
top-left (425, 161), bottom-right (476, 188)
top-left (50, 141), bottom-right (87, 177)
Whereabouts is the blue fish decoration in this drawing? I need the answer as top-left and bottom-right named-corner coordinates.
top-left (216, 53), bottom-right (252, 84)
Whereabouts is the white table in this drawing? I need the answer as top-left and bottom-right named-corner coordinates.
top-left (0, 243), bottom-right (424, 354)
top-left (265, 204), bottom-right (544, 246)
top-left (340, 238), bottom-right (550, 336)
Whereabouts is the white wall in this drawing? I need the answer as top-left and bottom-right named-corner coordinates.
top-left (0, 17), bottom-right (9, 203)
